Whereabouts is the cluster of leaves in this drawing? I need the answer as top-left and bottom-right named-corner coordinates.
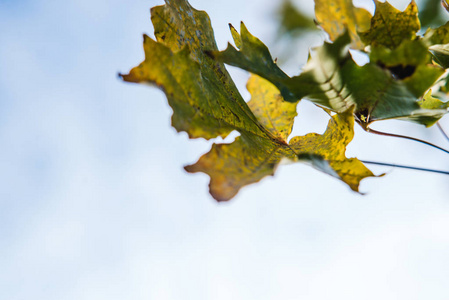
top-left (121, 0), bottom-right (449, 201)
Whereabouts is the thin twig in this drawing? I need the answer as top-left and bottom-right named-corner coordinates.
top-left (365, 127), bottom-right (449, 155)
top-left (437, 122), bottom-right (449, 143)
top-left (361, 160), bottom-right (449, 175)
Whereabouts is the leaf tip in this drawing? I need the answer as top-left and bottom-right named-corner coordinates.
top-left (183, 164), bottom-right (194, 173)
top-left (240, 21), bottom-right (249, 33)
top-left (118, 71), bottom-right (135, 83)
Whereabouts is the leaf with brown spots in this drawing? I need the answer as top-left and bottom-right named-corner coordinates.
top-left (185, 76), bottom-right (375, 201)
top-left (359, 1), bottom-right (420, 49)
top-left (121, 0), bottom-right (261, 140)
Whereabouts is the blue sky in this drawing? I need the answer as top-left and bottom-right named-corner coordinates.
top-left (1, 0), bottom-right (449, 299)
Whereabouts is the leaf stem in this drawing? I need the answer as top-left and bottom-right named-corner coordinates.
top-left (437, 122), bottom-right (449, 143)
top-left (365, 127), bottom-right (449, 155)
top-left (361, 160), bottom-right (449, 175)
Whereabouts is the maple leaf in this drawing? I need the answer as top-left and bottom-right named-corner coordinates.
top-left (185, 75), bottom-right (375, 201)
top-left (120, 0), bottom-right (261, 140)
top-left (358, 0), bottom-right (420, 49)
top-left (314, 0), bottom-right (371, 49)
top-left (121, 0), bottom-right (375, 201)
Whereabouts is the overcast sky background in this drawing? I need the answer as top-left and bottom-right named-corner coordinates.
top-left (1, 0), bottom-right (449, 299)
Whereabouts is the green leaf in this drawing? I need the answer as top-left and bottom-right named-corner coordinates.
top-left (359, 0), bottom-right (420, 49)
top-left (214, 28), bottom-right (447, 127)
top-left (334, 60), bottom-right (426, 126)
top-left (370, 39), bottom-right (444, 97)
top-left (402, 64), bottom-right (446, 98)
top-left (292, 35), bottom-right (446, 127)
top-left (122, 0), bottom-right (374, 201)
top-left (314, 0), bottom-right (371, 49)
top-left (277, 33), bottom-right (443, 126)
top-left (209, 22), bottom-right (297, 102)
top-left (418, 0), bottom-right (447, 28)
top-left (286, 32), bottom-right (355, 110)
top-left (185, 77), bottom-right (375, 201)
top-left (278, 0), bottom-right (316, 35)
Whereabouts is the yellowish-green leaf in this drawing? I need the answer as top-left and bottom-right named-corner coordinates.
top-left (121, 36), bottom-right (262, 139)
top-left (411, 89), bottom-right (449, 126)
top-left (230, 24), bottom-right (242, 49)
top-left (121, 0), bottom-right (262, 140)
top-left (315, 0), bottom-right (371, 49)
top-left (370, 39), bottom-right (444, 97)
top-left (402, 65), bottom-right (445, 98)
top-left (151, 0), bottom-right (216, 61)
top-left (359, 0), bottom-right (420, 49)
top-left (370, 39), bottom-right (430, 66)
top-left (419, 90), bottom-right (449, 110)
top-left (420, 89), bottom-right (449, 109)
top-left (424, 21), bottom-right (449, 45)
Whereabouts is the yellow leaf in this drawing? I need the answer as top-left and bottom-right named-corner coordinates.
top-left (247, 75), bottom-right (297, 142)
top-left (185, 77), bottom-right (375, 201)
top-left (315, 0), bottom-right (371, 49)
